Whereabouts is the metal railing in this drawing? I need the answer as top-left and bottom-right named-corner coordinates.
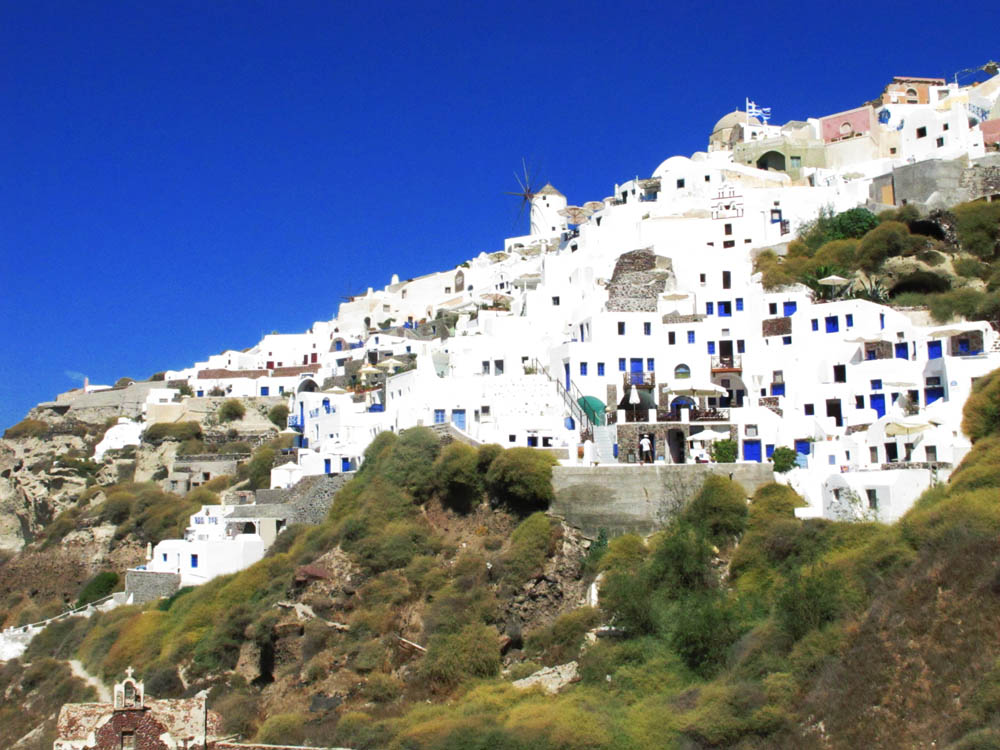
top-left (530, 358), bottom-right (597, 430)
top-left (657, 407), bottom-right (731, 423)
top-left (711, 355), bottom-right (742, 370)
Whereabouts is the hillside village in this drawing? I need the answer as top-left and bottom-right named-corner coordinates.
top-left (40, 70), bottom-right (997, 588)
top-left (5, 67), bottom-right (1000, 749)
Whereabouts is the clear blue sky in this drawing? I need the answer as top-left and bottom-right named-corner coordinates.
top-left (1, 1), bottom-right (995, 429)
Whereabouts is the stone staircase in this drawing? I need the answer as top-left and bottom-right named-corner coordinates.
top-left (592, 425), bottom-right (617, 463)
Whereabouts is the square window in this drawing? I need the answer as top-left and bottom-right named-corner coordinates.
top-left (704, 174), bottom-right (710, 181)
top-left (871, 379), bottom-right (883, 390)
top-left (782, 335), bottom-right (792, 345)
top-left (916, 126), bottom-right (927, 138)
top-left (677, 178), bottom-right (685, 188)
top-left (481, 405), bottom-right (491, 416)
top-left (434, 409), bottom-right (446, 424)
top-left (552, 296), bottom-right (560, 306)
top-left (825, 316), bottom-right (839, 333)
top-left (597, 362), bottom-right (605, 376)
top-left (509, 434), bottom-right (516, 442)
top-left (718, 301), bottom-right (732, 317)
top-left (936, 136), bottom-right (944, 147)
top-left (804, 403), bottom-right (814, 415)
top-left (619, 358), bottom-right (626, 371)
top-left (644, 321), bottom-right (651, 335)
top-left (943, 123), bottom-right (950, 131)
top-left (790, 156), bottom-right (801, 168)
top-left (687, 331), bottom-right (695, 344)
top-left (617, 321), bottom-right (625, 335)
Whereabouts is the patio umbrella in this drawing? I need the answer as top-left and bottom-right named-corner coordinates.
top-left (670, 383), bottom-right (727, 397)
top-left (377, 357), bottom-right (404, 370)
top-left (558, 205), bottom-right (593, 225)
top-left (583, 200), bottom-right (605, 213)
top-left (818, 274), bottom-right (850, 286)
top-left (629, 386), bottom-right (641, 405)
top-left (687, 428), bottom-right (730, 442)
top-left (884, 417), bottom-right (933, 437)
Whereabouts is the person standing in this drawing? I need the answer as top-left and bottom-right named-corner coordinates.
top-left (639, 434), bottom-right (652, 463)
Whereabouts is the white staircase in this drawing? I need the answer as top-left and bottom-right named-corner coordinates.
top-left (592, 425), bottom-right (617, 464)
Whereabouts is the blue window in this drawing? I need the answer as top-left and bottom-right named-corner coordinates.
top-left (708, 342), bottom-right (716, 355)
top-left (766, 444), bottom-right (775, 458)
top-left (811, 319), bottom-right (818, 331)
top-left (617, 322), bottom-right (625, 335)
top-left (706, 302), bottom-right (714, 315)
top-left (845, 314), bottom-right (854, 327)
top-left (260, 386), bottom-right (269, 396)
top-left (718, 301), bottom-right (732, 317)
top-left (782, 336), bottom-right (792, 345)
top-left (771, 382), bottom-right (785, 396)
top-left (190, 554), bottom-right (198, 569)
top-left (895, 342), bottom-right (909, 360)
top-left (335, 340), bottom-right (343, 351)
top-left (196, 390), bottom-right (204, 397)
top-left (737, 340), bottom-right (745, 353)
top-left (825, 316), bottom-right (839, 333)
top-left (784, 301), bottom-right (798, 316)
top-left (736, 298), bottom-right (744, 311)
top-left (880, 313), bottom-right (886, 329)
top-left (434, 409), bottom-right (446, 424)
top-left (687, 331), bottom-right (695, 343)
top-left (928, 340), bottom-right (942, 359)
top-left (925, 386), bottom-right (945, 404)
top-left (647, 358), bottom-right (655, 370)
top-left (829, 455), bottom-right (836, 465)
top-left (324, 458), bottom-right (331, 474)
top-left (866, 349), bottom-right (876, 360)
top-left (743, 440), bottom-right (762, 462)
top-left (580, 362), bottom-right (588, 376)
top-left (162, 553), bottom-right (167, 562)
top-left (452, 409), bottom-right (466, 430)
top-left (597, 362), bottom-right (605, 376)
top-left (619, 358), bottom-right (626, 371)
top-left (278, 386), bottom-right (284, 395)
top-left (643, 322), bottom-right (651, 335)
top-left (871, 379), bottom-right (882, 390)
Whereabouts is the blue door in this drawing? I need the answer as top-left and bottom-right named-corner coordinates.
top-left (341, 457), bottom-right (351, 472)
top-left (743, 440), bottom-right (762, 463)
top-left (630, 358), bottom-right (643, 385)
top-left (452, 409), bottom-right (466, 430)
top-left (324, 458), bottom-right (331, 474)
top-left (564, 363), bottom-right (570, 390)
top-left (895, 342), bottom-right (908, 359)
top-left (299, 401), bottom-right (304, 427)
top-left (925, 387), bottom-right (944, 404)
top-left (870, 393), bottom-right (886, 418)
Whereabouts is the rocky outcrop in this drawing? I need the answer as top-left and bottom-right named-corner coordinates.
top-left (512, 661), bottom-right (579, 694)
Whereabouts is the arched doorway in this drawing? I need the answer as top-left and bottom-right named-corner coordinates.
top-left (756, 151), bottom-right (786, 172)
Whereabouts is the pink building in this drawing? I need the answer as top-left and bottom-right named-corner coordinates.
top-left (981, 119), bottom-right (1000, 149)
top-left (819, 106), bottom-right (876, 144)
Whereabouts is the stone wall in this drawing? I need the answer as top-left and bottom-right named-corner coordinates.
top-left (254, 473), bottom-right (352, 525)
top-left (606, 248), bottom-right (673, 312)
top-left (762, 317), bottom-right (792, 337)
top-left (549, 463), bottom-right (775, 537)
top-left (960, 161), bottom-right (1000, 200)
top-left (125, 570), bottom-right (180, 604)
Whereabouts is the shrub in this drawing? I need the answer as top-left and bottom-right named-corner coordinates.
top-left (213, 692), bottom-right (259, 738)
top-left (245, 446), bottom-right (275, 490)
top-left (812, 238), bottom-right (859, 268)
top-left (100, 491), bottom-right (136, 525)
top-left (76, 571), bottom-right (120, 607)
top-left (525, 607), bottom-right (602, 666)
top-left (380, 426), bottom-right (441, 501)
top-left (770, 446), bottom-right (798, 473)
top-left (477, 443), bottom-right (503, 474)
top-left (962, 370), bottom-right (1000, 443)
top-left (3, 418), bottom-right (49, 439)
top-left (363, 672), bottom-right (402, 702)
top-left (669, 591), bottom-right (744, 676)
top-left (267, 404), bottom-right (289, 428)
top-left (143, 662), bottom-right (183, 697)
top-left (683, 475), bottom-right (748, 545)
top-left (144, 421), bottom-right (202, 444)
top-left (856, 220), bottom-right (912, 271)
top-left (485, 447), bottom-right (557, 514)
top-left (598, 533), bottom-right (646, 573)
top-left (710, 439), bottom-right (737, 464)
top-left (421, 623), bottom-right (501, 690)
top-left (498, 512), bottom-right (554, 587)
top-left (217, 399), bottom-right (246, 422)
top-left (773, 565), bottom-right (843, 641)
top-left (646, 521), bottom-right (715, 596)
top-left (254, 713), bottom-right (307, 745)
top-left (955, 200), bottom-right (1000, 259)
top-left (433, 442), bottom-right (482, 513)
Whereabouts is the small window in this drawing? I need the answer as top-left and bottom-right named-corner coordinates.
top-left (646, 357), bottom-right (655, 371)
top-left (811, 318), bottom-right (818, 331)
top-left (825, 316), bottom-right (839, 333)
top-left (674, 364), bottom-right (691, 379)
top-left (482, 360), bottom-right (490, 375)
top-left (925, 445), bottom-right (938, 461)
top-left (834, 364), bottom-right (846, 383)
top-left (769, 302), bottom-right (777, 315)
top-left (745, 424), bottom-right (758, 437)
top-left (494, 359), bottom-right (504, 375)
top-left (699, 273), bottom-right (706, 284)
top-left (736, 298), bottom-right (743, 311)
top-left (481, 405), bottom-right (491, 416)
top-left (790, 155), bottom-right (801, 168)
top-left (708, 341), bottom-right (716, 355)
top-left (866, 489), bottom-right (878, 510)
top-left (668, 331), bottom-right (676, 345)
top-left (509, 434), bottom-right (516, 443)
top-left (845, 314), bottom-right (853, 327)
top-left (552, 296), bottom-right (560, 306)
top-left (579, 362), bottom-right (588, 376)
top-left (871, 379), bottom-right (883, 390)
top-left (782, 335), bottom-right (792, 345)
top-left (704, 174), bottom-right (710, 182)
top-left (916, 126), bottom-right (927, 138)
top-left (737, 340), bottom-right (745, 353)
top-left (191, 554), bottom-right (199, 569)
top-left (434, 409), bottom-right (446, 424)
top-left (870, 446), bottom-right (879, 462)
top-left (444, 286), bottom-right (451, 293)
top-left (643, 322), bottom-right (651, 335)
top-left (527, 435), bottom-right (539, 447)
top-left (617, 321), bottom-right (625, 335)
top-left (926, 376), bottom-right (941, 386)
top-left (722, 271), bottom-right (731, 289)
top-left (723, 240), bottom-right (735, 248)
top-left (724, 223), bottom-right (733, 236)
top-left (677, 178), bottom-right (685, 188)
top-left (804, 403), bottom-right (814, 415)
top-left (855, 395), bottom-right (865, 408)
top-left (687, 331), bottom-right (695, 344)
top-left (597, 362), bottom-right (605, 376)
top-left (706, 302), bottom-right (714, 315)
top-left (619, 358), bottom-right (626, 372)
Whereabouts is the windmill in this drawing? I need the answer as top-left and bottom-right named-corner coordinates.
top-left (506, 158), bottom-right (542, 234)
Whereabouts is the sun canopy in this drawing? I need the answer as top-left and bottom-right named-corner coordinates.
top-left (577, 396), bottom-right (606, 425)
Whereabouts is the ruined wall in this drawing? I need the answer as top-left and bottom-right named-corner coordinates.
top-left (549, 463), bottom-right (775, 537)
top-left (125, 570), bottom-right (180, 604)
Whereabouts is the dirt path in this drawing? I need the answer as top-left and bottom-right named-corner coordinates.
top-left (69, 659), bottom-right (111, 702)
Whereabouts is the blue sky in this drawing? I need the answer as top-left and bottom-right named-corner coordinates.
top-left (1, 1), bottom-right (996, 429)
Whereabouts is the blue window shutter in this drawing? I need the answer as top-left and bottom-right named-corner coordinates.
top-left (736, 298), bottom-right (743, 311)
top-left (784, 301), bottom-right (797, 316)
top-left (846, 314), bottom-right (854, 327)
top-left (811, 319), bottom-right (818, 331)
top-left (619, 358), bottom-right (626, 371)
top-left (928, 340), bottom-right (942, 359)
top-left (580, 362), bottom-right (587, 376)
top-left (597, 362), bottom-right (605, 376)
top-left (708, 342), bottom-right (716, 354)
top-left (647, 358), bottom-right (655, 370)
top-left (825, 316), bottom-right (839, 333)
top-left (706, 302), bottom-right (714, 315)
top-left (688, 331), bottom-right (695, 343)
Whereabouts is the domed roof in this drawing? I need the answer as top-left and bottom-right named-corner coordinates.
top-left (711, 110), bottom-right (760, 133)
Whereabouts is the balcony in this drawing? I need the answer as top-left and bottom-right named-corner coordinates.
top-left (286, 414), bottom-right (301, 429)
top-left (711, 355), bottom-right (742, 373)
top-left (623, 371), bottom-right (656, 387)
top-left (658, 407), bottom-right (731, 423)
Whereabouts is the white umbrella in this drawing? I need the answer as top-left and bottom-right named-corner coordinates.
top-left (377, 357), bottom-right (404, 370)
top-left (324, 386), bottom-right (348, 394)
top-left (687, 428), bottom-right (730, 442)
top-left (818, 274), bottom-right (850, 286)
top-left (629, 386), bottom-right (641, 405)
top-left (670, 383), bottom-right (727, 397)
top-left (884, 417), bottom-right (933, 437)
top-left (583, 200), bottom-right (604, 213)
top-left (662, 291), bottom-right (689, 300)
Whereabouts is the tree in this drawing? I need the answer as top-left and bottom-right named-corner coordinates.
top-left (710, 439), bottom-right (737, 463)
top-left (484, 447), bottom-right (557, 514)
top-left (267, 404), bottom-right (289, 428)
top-left (770, 446), bottom-right (798, 473)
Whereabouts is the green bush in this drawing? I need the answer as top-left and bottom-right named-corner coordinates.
top-left (143, 662), bottom-right (184, 697)
top-left (498, 512), bottom-right (554, 587)
top-left (669, 591), bottom-right (744, 676)
top-left (955, 200), bottom-right (1000, 259)
top-left (217, 399), bottom-right (246, 422)
top-left (76, 571), bottom-right (120, 607)
top-left (683, 475), bottom-right (748, 545)
top-left (212, 691), bottom-right (259, 738)
top-left (856, 220), bottom-right (912, 271)
top-left (432, 442), bottom-right (482, 513)
top-left (254, 713), bottom-right (307, 745)
top-left (143, 421), bottom-right (202, 444)
top-left (421, 623), bottom-right (501, 690)
top-left (244, 446), bottom-right (275, 490)
top-left (525, 607), bottom-right (602, 666)
top-left (710, 439), bottom-right (737, 464)
top-left (770, 446), bottom-right (798, 473)
top-left (773, 565), bottom-right (843, 641)
top-left (646, 522), bottom-right (715, 596)
top-left (267, 403), bottom-right (289, 428)
top-left (962, 370), bottom-right (1000, 442)
top-left (485, 447), bottom-right (557, 514)
top-left (476, 443), bottom-right (503, 474)
top-left (3, 418), bottom-right (49, 439)
top-left (379, 426), bottom-right (441, 501)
